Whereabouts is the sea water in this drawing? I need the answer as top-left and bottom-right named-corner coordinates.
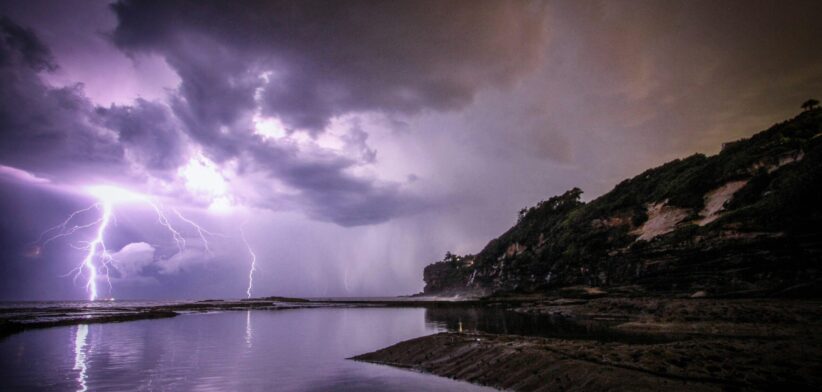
top-left (0, 307), bottom-right (493, 391)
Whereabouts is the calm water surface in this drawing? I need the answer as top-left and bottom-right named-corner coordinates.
top-left (0, 308), bottom-right (495, 391)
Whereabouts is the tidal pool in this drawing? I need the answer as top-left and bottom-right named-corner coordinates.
top-left (0, 307), bottom-right (494, 391)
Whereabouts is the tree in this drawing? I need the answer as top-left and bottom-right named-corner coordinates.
top-left (444, 251), bottom-right (460, 263)
top-left (518, 208), bottom-right (528, 222)
top-left (802, 98), bottom-right (819, 111)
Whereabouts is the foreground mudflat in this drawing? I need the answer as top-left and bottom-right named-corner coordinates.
top-left (355, 297), bottom-right (822, 391)
top-left (355, 332), bottom-right (720, 391)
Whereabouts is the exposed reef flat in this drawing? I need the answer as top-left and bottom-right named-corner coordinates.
top-left (354, 296), bottom-right (822, 391)
top-left (0, 297), bottom-right (325, 338)
top-left (0, 308), bottom-right (178, 337)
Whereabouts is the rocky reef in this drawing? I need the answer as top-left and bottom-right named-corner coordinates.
top-left (423, 109), bottom-right (822, 298)
top-left (354, 297), bottom-right (822, 391)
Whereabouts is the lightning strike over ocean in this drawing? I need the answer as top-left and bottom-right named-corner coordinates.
top-left (36, 185), bottom-right (225, 301)
top-left (35, 204), bottom-right (102, 248)
top-left (74, 200), bottom-right (111, 301)
top-left (241, 227), bottom-right (257, 299)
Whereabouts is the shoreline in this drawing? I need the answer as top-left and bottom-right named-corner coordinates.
top-left (0, 296), bottom-right (491, 338)
top-left (4, 295), bottom-right (822, 391)
top-left (354, 296), bottom-right (822, 391)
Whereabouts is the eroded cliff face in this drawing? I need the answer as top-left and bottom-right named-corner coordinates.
top-left (423, 254), bottom-right (490, 296)
top-left (423, 109), bottom-right (822, 297)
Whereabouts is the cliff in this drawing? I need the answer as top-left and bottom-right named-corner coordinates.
top-left (423, 108), bottom-right (822, 297)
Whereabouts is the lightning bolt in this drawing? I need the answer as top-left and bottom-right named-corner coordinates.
top-left (34, 203), bottom-right (101, 248)
top-left (62, 201), bottom-right (112, 301)
top-left (172, 208), bottom-right (225, 256)
top-left (36, 186), bottom-right (221, 301)
top-left (240, 227), bottom-right (257, 299)
top-left (146, 202), bottom-right (186, 254)
top-left (37, 186), bottom-right (261, 301)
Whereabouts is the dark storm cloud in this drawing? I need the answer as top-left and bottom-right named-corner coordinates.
top-left (341, 124), bottom-right (377, 164)
top-left (0, 17), bottom-right (125, 180)
top-left (110, 0), bottom-right (549, 133)
top-left (246, 139), bottom-right (419, 226)
top-left (163, 36), bottom-right (260, 160)
top-left (5, 0), bottom-right (818, 229)
top-left (0, 14), bottom-right (435, 226)
top-left (104, 0), bottom-right (549, 225)
top-left (0, 16), bottom-right (55, 71)
top-left (97, 99), bottom-right (187, 172)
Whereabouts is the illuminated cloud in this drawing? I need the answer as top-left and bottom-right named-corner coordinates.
top-left (110, 242), bottom-right (155, 278)
top-left (0, 12), bottom-right (435, 225)
top-left (0, 165), bottom-right (50, 184)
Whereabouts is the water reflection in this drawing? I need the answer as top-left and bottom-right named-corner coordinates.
top-left (0, 308), bottom-right (491, 391)
top-left (73, 324), bottom-right (88, 392)
top-left (0, 306), bottom-right (669, 391)
top-left (425, 307), bottom-right (673, 344)
top-left (245, 310), bottom-right (253, 348)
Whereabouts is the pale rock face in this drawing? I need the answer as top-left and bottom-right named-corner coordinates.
top-left (698, 180), bottom-right (748, 226)
top-left (773, 151), bottom-right (805, 172)
top-left (591, 214), bottom-right (632, 230)
top-left (466, 270), bottom-right (477, 286)
top-left (631, 201), bottom-right (690, 241)
top-left (750, 150), bottom-right (805, 173)
top-left (504, 242), bottom-right (527, 258)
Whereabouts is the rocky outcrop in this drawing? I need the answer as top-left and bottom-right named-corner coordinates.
top-left (422, 261), bottom-right (466, 295)
top-left (631, 201), bottom-right (690, 241)
top-left (423, 109), bottom-right (822, 297)
top-left (356, 333), bottom-right (718, 391)
top-left (354, 298), bottom-right (822, 391)
top-left (697, 180), bottom-right (748, 226)
top-left (423, 254), bottom-right (489, 296)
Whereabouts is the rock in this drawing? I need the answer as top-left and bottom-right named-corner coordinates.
top-left (631, 201), bottom-right (690, 241)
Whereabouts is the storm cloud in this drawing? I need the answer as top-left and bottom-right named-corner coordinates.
top-left (1, 0), bottom-right (821, 299)
top-left (110, 0), bottom-right (549, 132)
top-left (97, 99), bottom-right (187, 173)
top-left (0, 2), bottom-right (506, 226)
top-left (100, 0), bottom-right (549, 226)
top-left (0, 17), bottom-right (126, 181)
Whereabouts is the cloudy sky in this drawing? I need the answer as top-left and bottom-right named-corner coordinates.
top-left (0, 0), bottom-right (820, 300)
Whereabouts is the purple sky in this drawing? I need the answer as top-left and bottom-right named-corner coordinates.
top-left (1, 0), bottom-right (821, 300)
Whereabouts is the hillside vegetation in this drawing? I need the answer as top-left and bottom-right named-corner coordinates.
top-left (424, 108), bottom-right (822, 297)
